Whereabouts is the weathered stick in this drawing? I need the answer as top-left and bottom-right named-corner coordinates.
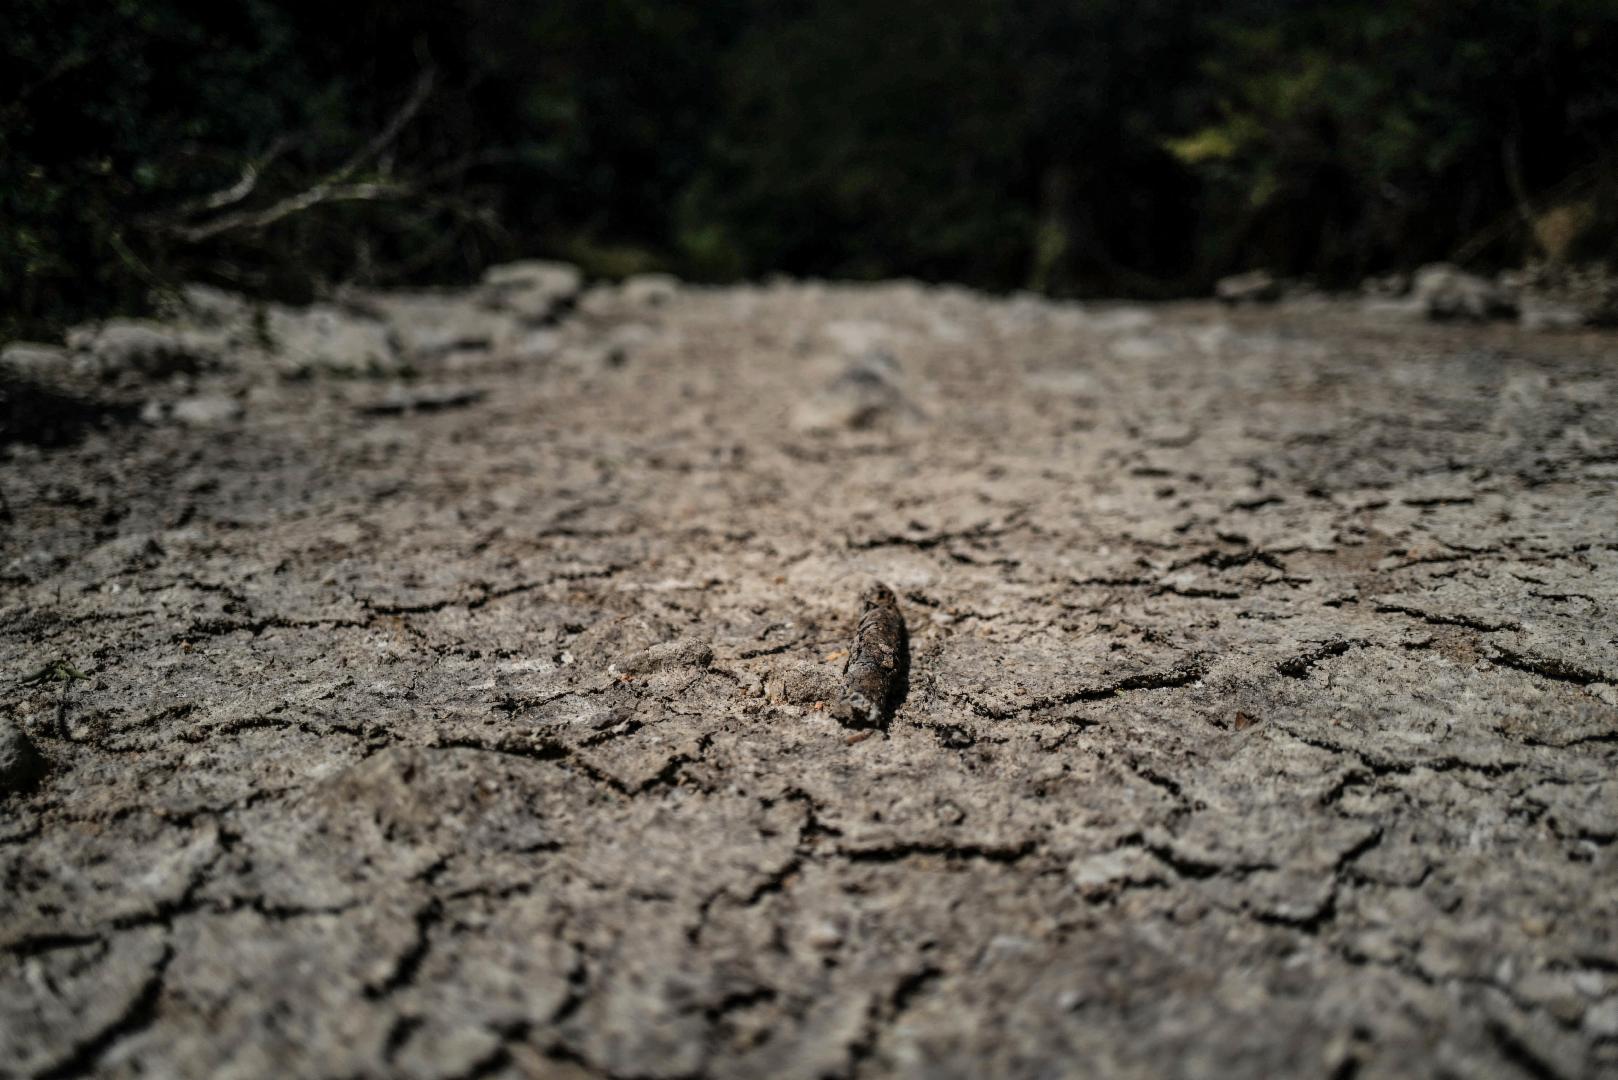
top-left (172, 68), bottom-right (435, 242)
top-left (833, 582), bottom-right (907, 728)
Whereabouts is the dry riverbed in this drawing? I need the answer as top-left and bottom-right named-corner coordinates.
top-left (2, 270), bottom-right (1616, 1077)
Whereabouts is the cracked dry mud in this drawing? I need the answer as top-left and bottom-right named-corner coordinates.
top-left (3, 278), bottom-right (1617, 1079)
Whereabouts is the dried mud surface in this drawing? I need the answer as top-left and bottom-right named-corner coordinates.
top-left (3, 280), bottom-right (1617, 1078)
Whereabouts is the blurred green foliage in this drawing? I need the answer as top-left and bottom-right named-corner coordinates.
top-left (3, 0), bottom-right (1616, 338)
top-left (1175, 0), bottom-right (1618, 280)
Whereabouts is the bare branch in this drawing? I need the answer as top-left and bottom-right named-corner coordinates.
top-left (147, 135), bottom-right (298, 228)
top-left (329, 67), bottom-right (437, 189)
top-left (177, 182), bottom-right (413, 241)
top-left (170, 67), bottom-right (435, 243)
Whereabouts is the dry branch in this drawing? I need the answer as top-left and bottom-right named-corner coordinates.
top-left (832, 582), bottom-right (907, 728)
top-left (165, 68), bottom-right (435, 243)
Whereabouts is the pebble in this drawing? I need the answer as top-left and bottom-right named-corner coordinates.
top-left (0, 713), bottom-right (46, 794)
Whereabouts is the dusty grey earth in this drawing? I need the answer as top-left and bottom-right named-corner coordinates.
top-left (2, 269), bottom-right (1616, 1079)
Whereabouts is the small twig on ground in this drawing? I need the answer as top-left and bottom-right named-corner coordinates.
top-left (832, 582), bottom-right (908, 729)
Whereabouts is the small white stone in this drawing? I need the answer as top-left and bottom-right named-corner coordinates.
top-left (806, 921), bottom-right (843, 950)
top-left (1586, 999), bottom-right (1618, 1038)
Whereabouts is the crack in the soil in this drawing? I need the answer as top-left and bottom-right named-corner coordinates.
top-left (1488, 647), bottom-right (1612, 687)
top-left (434, 729), bottom-right (714, 798)
top-left (358, 563), bottom-right (632, 618)
top-left (1374, 602), bottom-right (1522, 633)
top-left (844, 963), bottom-right (945, 1080)
top-left (1277, 638), bottom-right (1370, 679)
top-left (34, 944), bottom-right (172, 1080)
top-left (1277, 726), bottom-right (1525, 781)
top-left (835, 838), bottom-right (1036, 865)
top-left (177, 613), bottom-right (369, 640)
top-left (366, 899), bottom-right (443, 1000)
top-left (962, 658), bottom-right (1210, 720)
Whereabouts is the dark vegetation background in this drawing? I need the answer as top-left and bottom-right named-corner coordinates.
top-left (4, 0), bottom-right (1617, 339)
